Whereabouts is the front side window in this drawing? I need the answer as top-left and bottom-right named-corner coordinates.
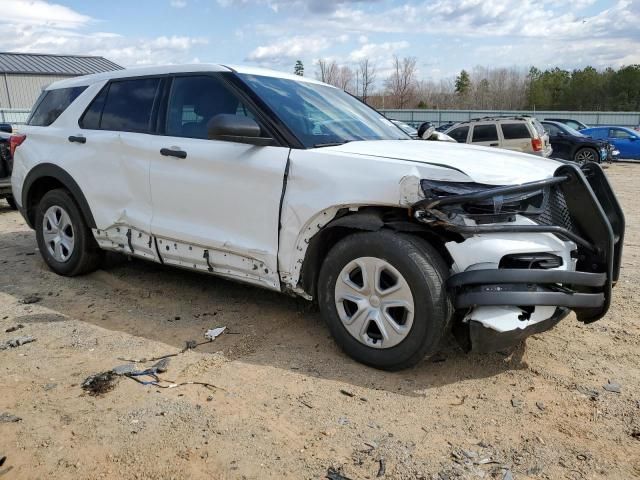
top-left (166, 75), bottom-right (255, 139)
top-left (28, 86), bottom-right (87, 126)
top-left (448, 126), bottom-right (469, 143)
top-left (609, 128), bottom-right (635, 139)
top-left (472, 124), bottom-right (498, 142)
top-left (99, 78), bottom-right (160, 133)
top-left (501, 123), bottom-right (531, 139)
top-left (238, 74), bottom-right (408, 148)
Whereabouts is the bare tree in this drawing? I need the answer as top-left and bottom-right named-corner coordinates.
top-left (316, 58), bottom-right (339, 86)
top-left (358, 58), bottom-right (376, 103)
top-left (384, 56), bottom-right (417, 108)
top-left (336, 65), bottom-right (355, 93)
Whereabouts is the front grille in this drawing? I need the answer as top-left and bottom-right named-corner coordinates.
top-left (536, 187), bottom-right (575, 232)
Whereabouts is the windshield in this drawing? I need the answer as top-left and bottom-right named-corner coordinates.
top-left (239, 74), bottom-right (409, 148)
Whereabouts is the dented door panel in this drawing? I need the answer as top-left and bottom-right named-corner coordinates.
top-left (149, 136), bottom-right (289, 289)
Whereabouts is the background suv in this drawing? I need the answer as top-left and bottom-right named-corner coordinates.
top-left (445, 116), bottom-right (552, 157)
top-left (10, 64), bottom-right (624, 370)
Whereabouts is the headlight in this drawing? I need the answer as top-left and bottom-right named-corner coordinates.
top-left (420, 179), bottom-right (547, 223)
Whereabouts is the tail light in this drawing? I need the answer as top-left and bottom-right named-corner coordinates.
top-left (9, 134), bottom-right (26, 157)
top-left (531, 137), bottom-right (543, 152)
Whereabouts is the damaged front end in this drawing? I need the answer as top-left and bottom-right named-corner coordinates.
top-left (412, 162), bottom-right (625, 353)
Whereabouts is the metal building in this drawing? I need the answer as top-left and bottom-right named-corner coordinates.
top-left (0, 52), bottom-right (122, 110)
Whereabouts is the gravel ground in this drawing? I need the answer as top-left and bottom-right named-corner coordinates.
top-left (0, 163), bottom-right (638, 479)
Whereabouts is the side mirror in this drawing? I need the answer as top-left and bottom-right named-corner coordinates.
top-left (207, 114), bottom-right (273, 146)
top-left (0, 123), bottom-right (12, 134)
top-left (629, 136), bottom-right (638, 141)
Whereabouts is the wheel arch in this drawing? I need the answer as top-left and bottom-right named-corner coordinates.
top-left (298, 206), bottom-right (456, 299)
top-left (21, 163), bottom-right (96, 229)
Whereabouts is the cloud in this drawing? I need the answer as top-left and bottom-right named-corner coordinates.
top-left (247, 36), bottom-right (331, 63)
top-left (349, 41), bottom-right (409, 61)
top-left (170, 0), bottom-right (187, 7)
top-left (218, 0), bottom-right (381, 14)
top-left (1, 0), bottom-right (92, 28)
top-left (0, 1), bottom-right (208, 66)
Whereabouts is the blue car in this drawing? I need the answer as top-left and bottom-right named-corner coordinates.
top-left (581, 126), bottom-right (640, 160)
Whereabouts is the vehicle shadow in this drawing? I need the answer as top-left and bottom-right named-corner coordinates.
top-left (0, 227), bottom-right (528, 397)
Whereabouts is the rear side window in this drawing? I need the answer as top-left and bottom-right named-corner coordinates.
top-left (82, 78), bottom-right (160, 133)
top-left (472, 124), bottom-right (498, 142)
top-left (609, 128), bottom-right (633, 139)
top-left (448, 126), bottom-right (469, 143)
top-left (501, 123), bottom-right (531, 139)
top-left (27, 86), bottom-right (87, 126)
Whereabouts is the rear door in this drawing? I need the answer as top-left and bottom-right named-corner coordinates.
top-left (470, 123), bottom-right (500, 148)
top-left (148, 74), bottom-right (290, 290)
top-left (499, 122), bottom-right (532, 153)
top-left (77, 77), bottom-right (161, 260)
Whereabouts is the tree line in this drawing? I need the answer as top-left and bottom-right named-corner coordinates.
top-left (292, 58), bottom-right (640, 111)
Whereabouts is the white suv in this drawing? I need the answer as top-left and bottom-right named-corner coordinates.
top-left (10, 65), bottom-right (624, 369)
top-left (446, 116), bottom-right (553, 157)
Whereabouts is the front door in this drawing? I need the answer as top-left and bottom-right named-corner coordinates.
top-left (149, 74), bottom-right (290, 290)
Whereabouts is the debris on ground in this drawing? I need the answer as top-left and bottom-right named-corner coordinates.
top-left (21, 295), bottom-right (42, 305)
top-left (204, 326), bottom-right (226, 341)
top-left (81, 371), bottom-right (119, 396)
top-left (339, 389), bottom-right (355, 397)
top-left (603, 380), bottom-right (622, 393)
top-left (0, 413), bottom-right (22, 423)
top-left (4, 324), bottom-right (23, 333)
top-left (0, 455), bottom-right (6, 467)
top-left (0, 336), bottom-right (36, 350)
top-left (326, 467), bottom-right (352, 480)
top-left (376, 458), bottom-right (386, 477)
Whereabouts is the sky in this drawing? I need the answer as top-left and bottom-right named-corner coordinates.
top-left (0, 0), bottom-right (638, 84)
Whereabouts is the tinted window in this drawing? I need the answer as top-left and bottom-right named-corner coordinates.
top-left (27, 86), bottom-right (87, 126)
top-left (166, 75), bottom-right (255, 139)
top-left (501, 123), bottom-right (531, 139)
top-left (472, 124), bottom-right (498, 142)
top-left (79, 85), bottom-right (108, 130)
top-left (543, 123), bottom-right (562, 136)
top-left (100, 78), bottom-right (160, 133)
top-left (448, 126), bottom-right (469, 143)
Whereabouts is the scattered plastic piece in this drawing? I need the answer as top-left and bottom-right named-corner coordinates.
top-left (0, 336), bottom-right (36, 350)
top-left (204, 327), bottom-right (226, 341)
top-left (0, 413), bottom-right (21, 423)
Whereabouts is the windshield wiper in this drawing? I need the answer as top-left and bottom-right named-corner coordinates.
top-left (312, 140), bottom-right (352, 148)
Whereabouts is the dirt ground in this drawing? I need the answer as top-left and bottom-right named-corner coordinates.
top-left (0, 164), bottom-right (638, 480)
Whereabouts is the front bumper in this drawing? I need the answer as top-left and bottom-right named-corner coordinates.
top-left (414, 162), bottom-right (625, 350)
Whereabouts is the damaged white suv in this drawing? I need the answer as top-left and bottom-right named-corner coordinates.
top-left (11, 65), bottom-right (625, 370)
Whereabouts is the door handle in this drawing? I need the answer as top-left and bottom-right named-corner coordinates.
top-left (489, 143), bottom-right (499, 147)
top-left (160, 148), bottom-right (187, 159)
top-left (68, 135), bottom-right (86, 144)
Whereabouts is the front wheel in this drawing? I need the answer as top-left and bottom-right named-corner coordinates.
top-left (35, 189), bottom-right (103, 276)
top-left (574, 147), bottom-right (598, 165)
top-left (318, 231), bottom-right (452, 370)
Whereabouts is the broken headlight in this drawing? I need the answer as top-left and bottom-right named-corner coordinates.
top-left (420, 179), bottom-right (547, 224)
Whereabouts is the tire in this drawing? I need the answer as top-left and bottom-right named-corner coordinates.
top-left (35, 188), bottom-right (103, 276)
top-left (318, 230), bottom-right (452, 370)
top-left (574, 147), bottom-right (598, 165)
top-left (5, 195), bottom-right (17, 210)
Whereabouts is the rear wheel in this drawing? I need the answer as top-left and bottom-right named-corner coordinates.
top-left (574, 147), bottom-right (598, 165)
top-left (35, 189), bottom-right (102, 276)
top-left (318, 230), bottom-right (452, 370)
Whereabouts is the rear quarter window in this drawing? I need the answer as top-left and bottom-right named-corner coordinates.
top-left (27, 86), bottom-right (87, 126)
top-left (501, 123), bottom-right (531, 139)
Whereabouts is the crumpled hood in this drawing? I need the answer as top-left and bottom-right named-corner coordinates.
top-left (325, 140), bottom-right (563, 185)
